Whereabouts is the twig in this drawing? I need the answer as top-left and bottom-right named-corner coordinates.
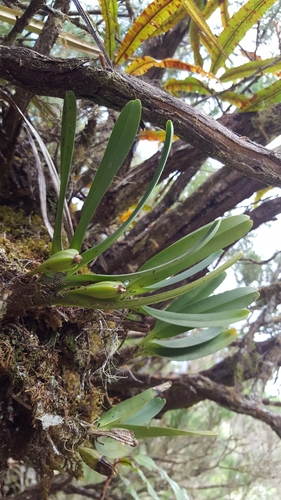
top-left (71, 0), bottom-right (112, 68)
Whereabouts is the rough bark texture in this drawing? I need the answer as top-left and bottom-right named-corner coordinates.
top-left (1, 46), bottom-right (281, 187)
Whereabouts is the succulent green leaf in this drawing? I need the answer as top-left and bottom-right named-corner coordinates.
top-left (142, 306), bottom-right (249, 327)
top-left (62, 249), bottom-right (221, 289)
top-left (123, 398), bottom-right (166, 425)
top-left (138, 215), bottom-right (251, 271)
top-left (144, 328), bottom-right (237, 360)
top-left (127, 219), bottom-right (221, 292)
top-left (53, 252), bottom-right (243, 310)
top-left (71, 119), bottom-right (174, 270)
top-left (52, 91), bottom-right (76, 254)
top-left (98, 382), bottom-right (171, 429)
top-left (150, 327), bottom-right (224, 348)
top-left (70, 99), bottom-right (142, 252)
top-left (145, 250), bottom-right (222, 290)
top-left (146, 274), bottom-right (226, 340)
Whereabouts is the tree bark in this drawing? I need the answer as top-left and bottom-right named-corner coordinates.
top-left (1, 46), bottom-right (281, 187)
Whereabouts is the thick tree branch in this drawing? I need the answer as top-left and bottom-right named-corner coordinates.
top-left (1, 46), bottom-right (281, 187)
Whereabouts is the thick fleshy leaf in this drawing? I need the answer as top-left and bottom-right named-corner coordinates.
top-left (210, 0), bottom-right (276, 74)
top-left (116, 424), bottom-right (217, 438)
top-left (62, 250), bottom-right (221, 289)
top-left (69, 99), bottom-right (141, 252)
top-left (145, 328), bottom-right (237, 360)
top-left (98, 383), bottom-right (171, 429)
top-left (164, 77), bottom-right (212, 97)
top-left (145, 250), bottom-right (222, 290)
top-left (139, 215), bottom-right (250, 271)
top-left (127, 220), bottom-right (220, 291)
top-left (146, 273), bottom-right (226, 341)
top-left (126, 56), bottom-right (216, 79)
top-left (98, 0), bottom-right (119, 59)
top-left (115, 0), bottom-right (182, 64)
top-left (240, 79), bottom-right (281, 112)
top-left (123, 398), bottom-right (166, 425)
top-left (142, 306), bottom-right (249, 327)
top-left (178, 287), bottom-right (258, 314)
top-left (52, 91), bottom-right (76, 254)
top-left (72, 120), bottom-right (173, 269)
top-left (220, 57), bottom-right (281, 82)
top-left (151, 327), bottom-right (224, 348)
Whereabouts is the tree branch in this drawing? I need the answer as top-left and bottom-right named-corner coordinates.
top-left (1, 46), bottom-right (281, 186)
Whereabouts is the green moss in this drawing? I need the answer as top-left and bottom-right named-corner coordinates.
top-left (0, 206), bottom-right (51, 268)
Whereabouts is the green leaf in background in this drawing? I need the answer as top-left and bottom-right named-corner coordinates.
top-left (240, 79), bottom-right (281, 112)
top-left (133, 455), bottom-right (190, 500)
top-left (220, 56), bottom-right (281, 82)
top-left (144, 328), bottom-right (237, 360)
top-left (69, 99), bottom-right (142, 252)
top-left (99, 0), bottom-right (119, 60)
top-left (52, 91), bottom-right (76, 254)
top-left (182, 0), bottom-right (225, 60)
top-left (210, 0), bottom-right (276, 74)
top-left (164, 76), bottom-right (212, 97)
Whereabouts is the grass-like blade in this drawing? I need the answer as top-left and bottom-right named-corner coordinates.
top-left (52, 91), bottom-right (77, 254)
top-left (69, 99), bottom-right (142, 252)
